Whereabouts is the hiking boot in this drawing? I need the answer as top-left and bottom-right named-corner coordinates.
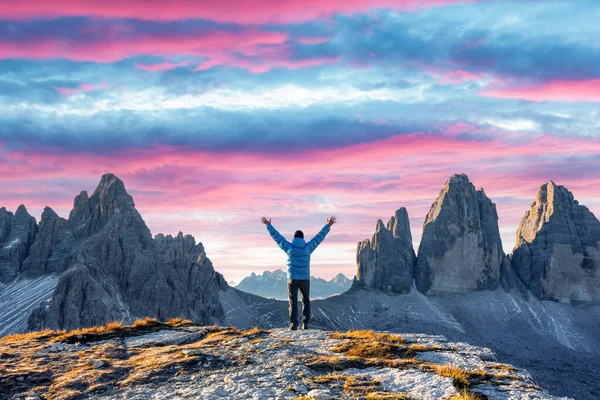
top-left (290, 324), bottom-right (298, 331)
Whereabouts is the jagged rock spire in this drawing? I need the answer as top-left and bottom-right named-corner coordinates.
top-left (354, 207), bottom-right (416, 294)
top-left (415, 174), bottom-right (503, 295)
top-left (511, 181), bottom-right (600, 303)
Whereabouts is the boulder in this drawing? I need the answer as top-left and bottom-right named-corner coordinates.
top-left (511, 181), bottom-right (600, 303)
top-left (415, 174), bottom-right (503, 295)
top-left (354, 208), bottom-right (416, 293)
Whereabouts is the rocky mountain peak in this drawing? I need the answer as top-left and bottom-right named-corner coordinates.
top-left (41, 206), bottom-right (59, 220)
top-left (15, 204), bottom-right (30, 215)
top-left (511, 182), bottom-right (600, 303)
top-left (68, 175), bottom-right (150, 241)
top-left (387, 207), bottom-right (412, 242)
top-left (354, 208), bottom-right (416, 294)
top-left (415, 174), bottom-right (503, 295)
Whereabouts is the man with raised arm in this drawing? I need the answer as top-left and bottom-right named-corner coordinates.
top-left (261, 216), bottom-right (337, 330)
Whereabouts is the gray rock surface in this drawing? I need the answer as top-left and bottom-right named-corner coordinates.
top-left (1, 327), bottom-right (567, 400)
top-left (0, 205), bottom-right (38, 283)
top-left (26, 173), bottom-right (227, 330)
top-left (511, 181), bottom-right (600, 303)
top-left (235, 269), bottom-right (351, 300)
top-left (21, 207), bottom-right (75, 278)
top-left (415, 174), bottom-right (504, 295)
top-left (353, 208), bottom-right (416, 293)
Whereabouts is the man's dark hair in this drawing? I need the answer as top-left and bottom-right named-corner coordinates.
top-left (294, 230), bottom-right (304, 239)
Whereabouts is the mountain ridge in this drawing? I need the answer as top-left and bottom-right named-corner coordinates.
top-left (235, 269), bottom-right (351, 300)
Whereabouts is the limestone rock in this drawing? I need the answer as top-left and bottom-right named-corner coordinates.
top-left (354, 208), bottom-right (416, 293)
top-left (511, 181), bottom-right (600, 303)
top-left (307, 389), bottom-right (331, 400)
top-left (415, 174), bottom-right (503, 295)
top-left (21, 207), bottom-right (75, 278)
top-left (28, 173), bottom-right (226, 331)
top-left (0, 205), bottom-right (38, 283)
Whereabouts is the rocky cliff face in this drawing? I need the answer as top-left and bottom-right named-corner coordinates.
top-left (354, 208), bottom-right (416, 293)
top-left (511, 182), bottom-right (600, 303)
top-left (0, 173), bottom-right (228, 333)
top-left (415, 174), bottom-right (504, 295)
top-left (0, 205), bottom-right (38, 283)
top-left (21, 207), bottom-right (76, 279)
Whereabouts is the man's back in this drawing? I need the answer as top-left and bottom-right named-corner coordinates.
top-left (261, 216), bottom-right (337, 330)
top-left (265, 222), bottom-right (331, 280)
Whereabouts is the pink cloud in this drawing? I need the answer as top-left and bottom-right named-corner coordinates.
top-left (423, 65), bottom-right (484, 84)
top-left (0, 28), bottom-right (287, 62)
top-left (481, 79), bottom-right (600, 102)
top-left (296, 37), bottom-right (331, 45)
top-left (53, 82), bottom-right (110, 96)
top-left (134, 61), bottom-right (191, 72)
top-left (0, 0), bottom-right (480, 23)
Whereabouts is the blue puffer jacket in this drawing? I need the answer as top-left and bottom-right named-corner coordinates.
top-left (266, 224), bottom-right (331, 280)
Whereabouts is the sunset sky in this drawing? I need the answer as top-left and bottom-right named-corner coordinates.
top-left (1, 0), bottom-right (600, 282)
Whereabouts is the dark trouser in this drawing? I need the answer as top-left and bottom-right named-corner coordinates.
top-left (288, 279), bottom-right (310, 327)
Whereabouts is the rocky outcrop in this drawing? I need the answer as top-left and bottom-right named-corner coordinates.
top-left (0, 325), bottom-right (566, 400)
top-left (415, 174), bottom-right (504, 295)
top-left (354, 208), bottom-right (416, 293)
top-left (0, 205), bottom-right (38, 283)
top-left (511, 182), bottom-right (600, 303)
top-left (0, 173), bottom-right (229, 331)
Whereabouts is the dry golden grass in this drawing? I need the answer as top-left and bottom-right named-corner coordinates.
top-left (0, 329), bottom-right (58, 343)
top-left (308, 373), bottom-right (380, 395)
top-left (329, 330), bottom-right (413, 361)
top-left (329, 330), bottom-right (405, 345)
top-left (407, 343), bottom-right (444, 352)
top-left (425, 364), bottom-right (470, 389)
top-left (365, 392), bottom-right (408, 400)
top-left (132, 317), bottom-right (158, 328)
top-left (166, 318), bottom-right (193, 327)
top-left (488, 363), bottom-right (517, 372)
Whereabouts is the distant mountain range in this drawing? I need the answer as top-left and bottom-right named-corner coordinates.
top-left (235, 270), bottom-right (352, 300)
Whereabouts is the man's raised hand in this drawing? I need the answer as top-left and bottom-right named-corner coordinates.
top-left (327, 216), bottom-right (337, 226)
top-left (261, 217), bottom-right (272, 225)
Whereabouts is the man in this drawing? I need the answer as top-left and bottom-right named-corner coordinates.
top-left (261, 216), bottom-right (337, 330)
